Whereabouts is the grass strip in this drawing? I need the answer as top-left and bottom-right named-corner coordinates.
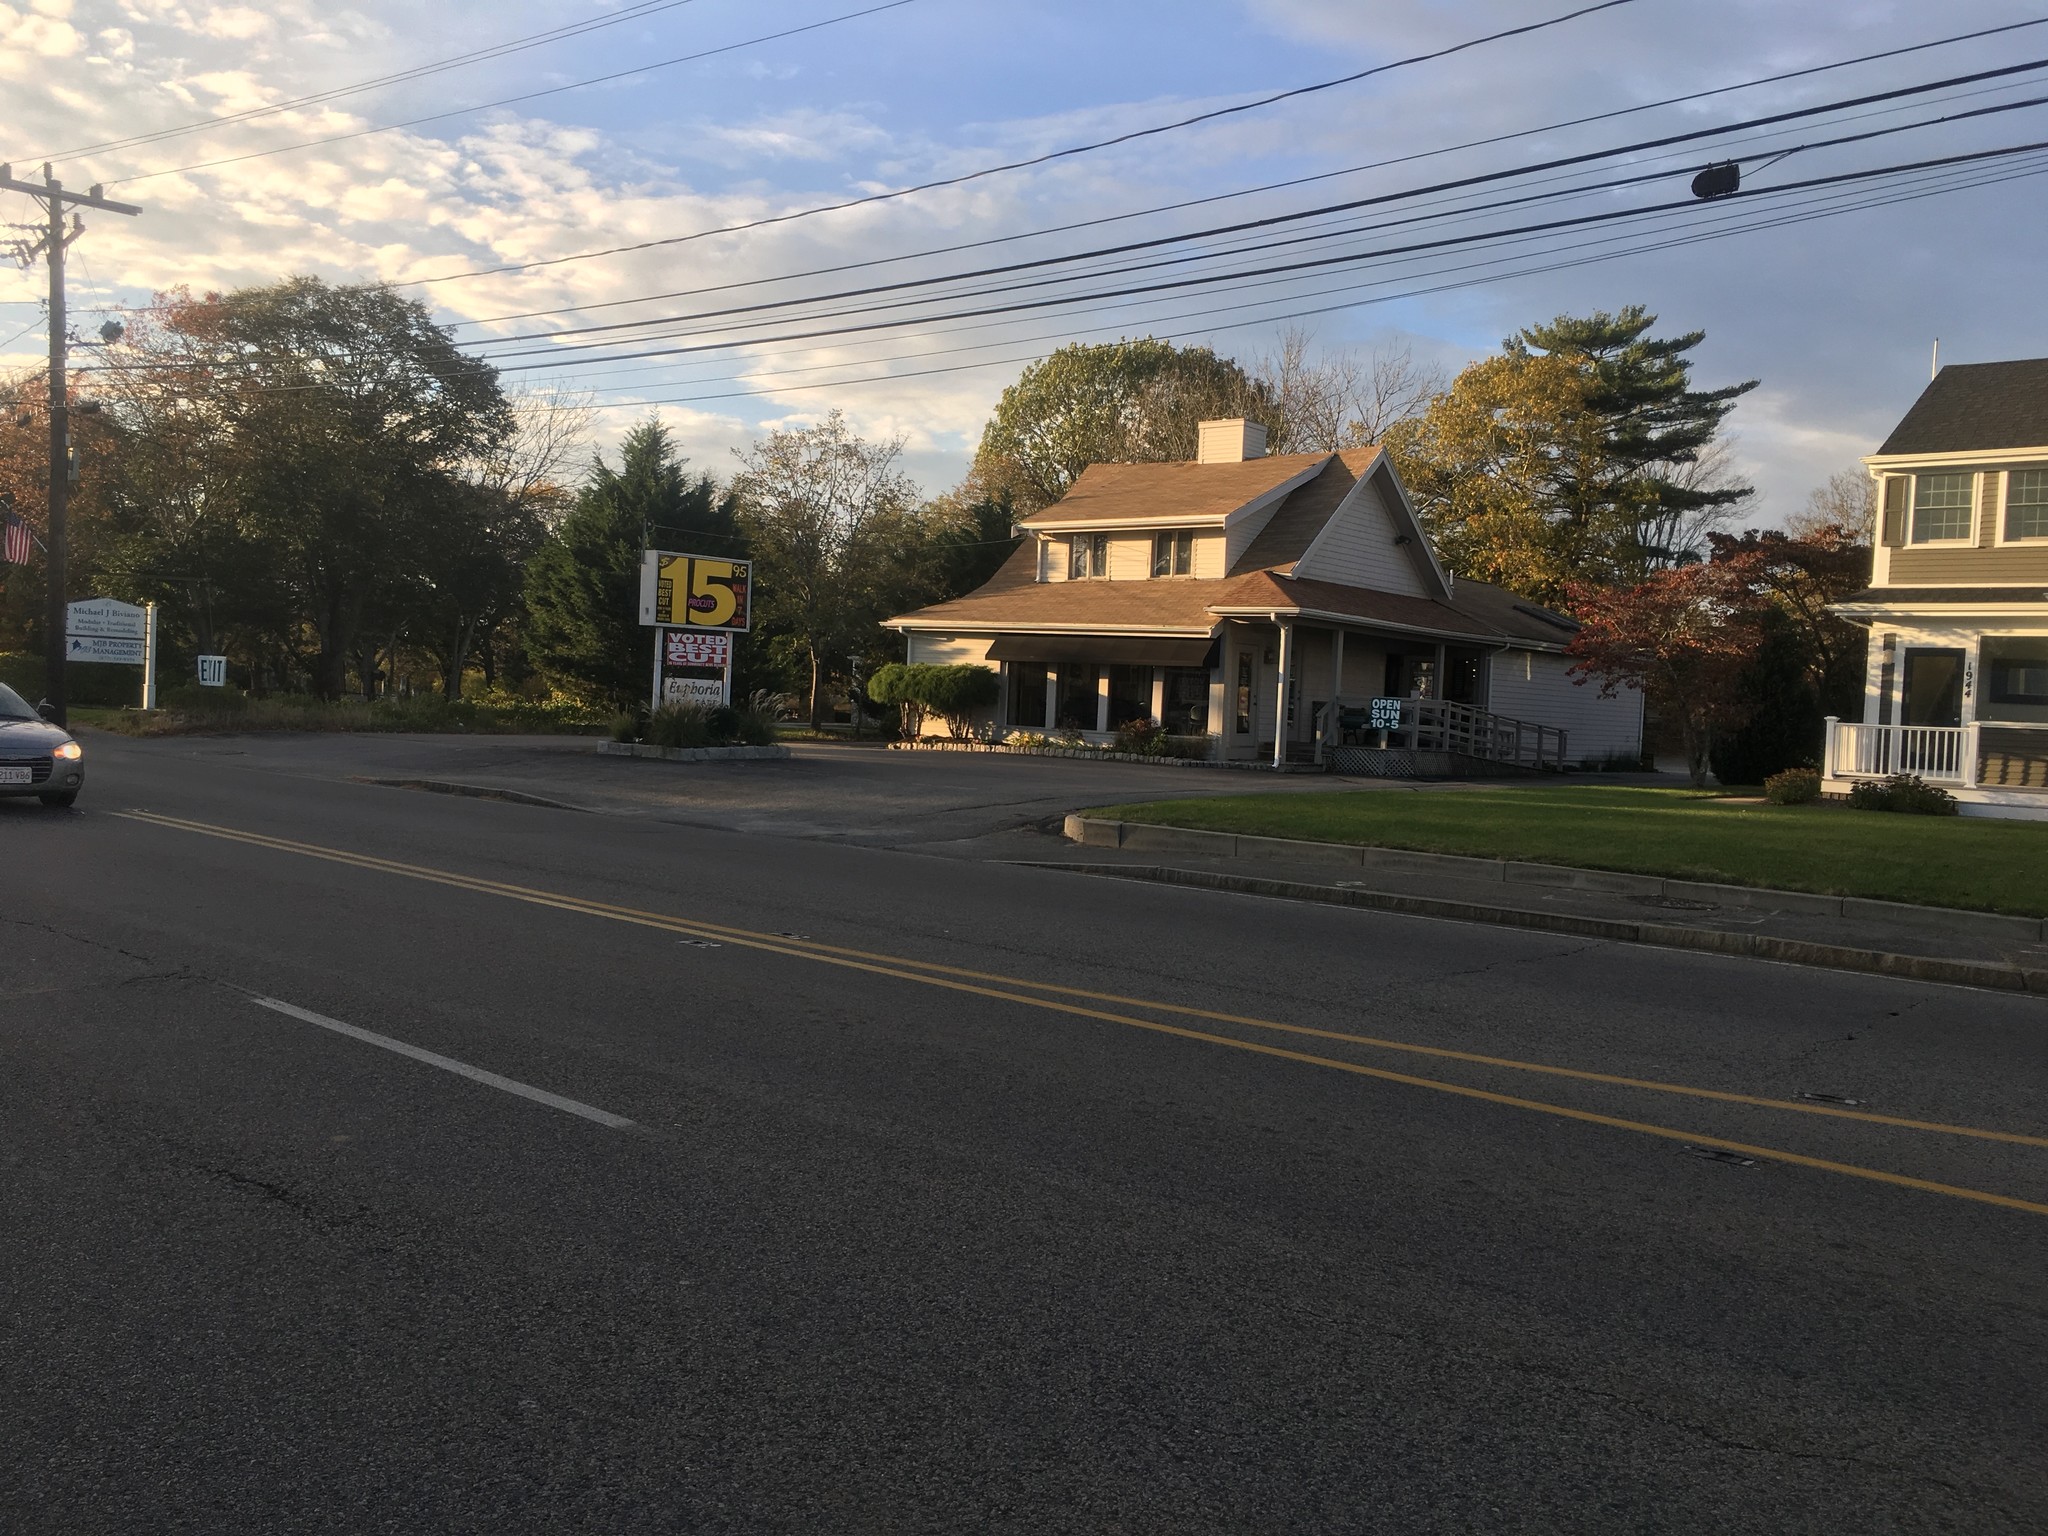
top-left (1090, 785), bottom-right (2048, 917)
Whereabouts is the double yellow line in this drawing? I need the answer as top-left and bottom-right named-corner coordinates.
top-left (118, 808), bottom-right (2048, 1219)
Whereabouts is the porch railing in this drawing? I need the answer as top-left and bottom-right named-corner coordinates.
top-left (1327, 696), bottom-right (1569, 772)
top-left (1823, 717), bottom-right (1978, 787)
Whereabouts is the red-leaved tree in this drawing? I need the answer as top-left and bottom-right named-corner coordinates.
top-left (1566, 565), bottom-right (1763, 786)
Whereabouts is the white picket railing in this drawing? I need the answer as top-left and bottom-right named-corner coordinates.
top-left (1823, 718), bottom-right (1978, 786)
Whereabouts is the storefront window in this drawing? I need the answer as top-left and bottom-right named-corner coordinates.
top-left (1162, 667), bottom-right (1210, 734)
top-left (1056, 665), bottom-right (1099, 730)
top-left (1107, 664), bottom-right (1154, 728)
top-left (1009, 663), bottom-right (1048, 728)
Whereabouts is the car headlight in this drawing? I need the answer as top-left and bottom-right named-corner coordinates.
top-left (52, 741), bottom-right (82, 761)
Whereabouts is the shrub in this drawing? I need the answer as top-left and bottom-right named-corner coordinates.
top-left (1763, 767), bottom-right (1820, 805)
top-left (1005, 730), bottom-right (1050, 748)
top-left (866, 662), bottom-right (931, 738)
top-left (1846, 773), bottom-right (1959, 816)
top-left (647, 702), bottom-right (714, 750)
top-left (1161, 733), bottom-right (1217, 761)
top-left (609, 711), bottom-right (640, 743)
top-left (868, 662), bottom-right (998, 738)
top-left (921, 664), bottom-right (1000, 738)
top-left (1113, 716), bottom-right (1168, 756)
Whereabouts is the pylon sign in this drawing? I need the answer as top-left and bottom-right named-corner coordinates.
top-left (638, 550), bottom-right (750, 631)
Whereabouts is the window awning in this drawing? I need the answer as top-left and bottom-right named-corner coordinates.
top-left (987, 634), bottom-right (1218, 667)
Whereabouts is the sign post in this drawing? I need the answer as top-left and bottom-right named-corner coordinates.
top-left (141, 601), bottom-right (157, 709)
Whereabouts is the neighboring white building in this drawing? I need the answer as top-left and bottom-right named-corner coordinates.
top-left (885, 421), bottom-right (1643, 774)
top-left (1826, 360), bottom-right (2048, 819)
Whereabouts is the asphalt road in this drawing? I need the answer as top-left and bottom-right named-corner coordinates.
top-left (5, 737), bottom-right (2046, 1533)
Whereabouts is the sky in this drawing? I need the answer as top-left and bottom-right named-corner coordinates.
top-left (3, 0), bottom-right (2046, 523)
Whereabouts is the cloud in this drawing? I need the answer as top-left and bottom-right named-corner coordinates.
top-left (0, 0), bottom-right (2038, 517)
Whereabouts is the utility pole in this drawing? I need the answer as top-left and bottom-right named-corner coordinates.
top-left (0, 163), bottom-right (140, 726)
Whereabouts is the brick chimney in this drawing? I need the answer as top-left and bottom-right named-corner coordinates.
top-left (1197, 418), bottom-right (1267, 464)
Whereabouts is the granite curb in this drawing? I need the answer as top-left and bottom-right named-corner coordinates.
top-left (1062, 815), bottom-right (2047, 946)
top-left (1025, 857), bottom-right (2048, 996)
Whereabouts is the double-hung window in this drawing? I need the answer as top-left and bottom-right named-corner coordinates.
top-left (1151, 529), bottom-right (1194, 577)
top-left (2007, 468), bottom-right (2048, 542)
top-left (1068, 533), bottom-right (1109, 579)
top-left (1910, 472), bottom-right (1974, 543)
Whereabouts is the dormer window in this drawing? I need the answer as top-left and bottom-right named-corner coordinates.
top-left (1069, 533), bottom-right (1109, 579)
top-left (2007, 468), bottom-right (2048, 541)
top-left (1910, 472), bottom-right (1974, 542)
top-left (1151, 529), bottom-right (1194, 577)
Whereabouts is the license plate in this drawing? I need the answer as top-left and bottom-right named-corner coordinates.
top-left (0, 766), bottom-right (30, 785)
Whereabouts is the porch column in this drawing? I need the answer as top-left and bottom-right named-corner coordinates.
top-left (1044, 670), bottom-right (1058, 731)
top-left (1321, 629), bottom-right (1346, 766)
top-left (1095, 669), bottom-right (1110, 734)
top-left (1272, 621), bottom-right (1293, 768)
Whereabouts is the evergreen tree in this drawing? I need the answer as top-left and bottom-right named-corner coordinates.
top-left (1510, 306), bottom-right (1757, 570)
top-left (524, 420), bottom-right (738, 709)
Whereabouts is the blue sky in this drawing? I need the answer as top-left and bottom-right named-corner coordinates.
top-left (5, 0), bottom-right (2047, 520)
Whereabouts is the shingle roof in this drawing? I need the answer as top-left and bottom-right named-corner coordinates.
top-left (1015, 452), bottom-right (1330, 527)
top-left (888, 450), bottom-right (1577, 649)
top-left (1876, 359), bottom-right (2048, 455)
top-left (1442, 577), bottom-right (1582, 645)
top-left (891, 565), bottom-right (1508, 644)
top-left (1231, 447), bottom-right (1382, 575)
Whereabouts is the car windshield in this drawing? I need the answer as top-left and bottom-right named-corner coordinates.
top-left (0, 683), bottom-right (39, 721)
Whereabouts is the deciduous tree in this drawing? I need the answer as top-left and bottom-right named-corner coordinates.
top-left (733, 411), bottom-right (921, 727)
top-left (1565, 564), bottom-right (1763, 786)
top-left (971, 340), bottom-right (1276, 512)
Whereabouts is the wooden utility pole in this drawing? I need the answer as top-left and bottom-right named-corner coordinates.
top-left (0, 163), bottom-right (140, 726)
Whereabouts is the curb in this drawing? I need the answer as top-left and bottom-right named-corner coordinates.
top-left (889, 741), bottom-right (1316, 772)
top-left (1062, 816), bottom-right (2047, 944)
top-left (600, 741), bottom-right (790, 763)
top-left (351, 777), bottom-right (588, 812)
top-left (1019, 860), bottom-right (2048, 996)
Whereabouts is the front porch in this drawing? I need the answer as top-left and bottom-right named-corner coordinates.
top-left (989, 620), bottom-right (1511, 770)
top-left (1821, 718), bottom-right (2048, 818)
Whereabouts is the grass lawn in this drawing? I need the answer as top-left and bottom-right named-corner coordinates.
top-left (1092, 785), bottom-right (2048, 917)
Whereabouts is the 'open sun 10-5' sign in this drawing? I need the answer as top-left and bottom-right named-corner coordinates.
top-left (638, 551), bottom-right (751, 632)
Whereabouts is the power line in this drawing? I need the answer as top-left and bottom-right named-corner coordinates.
top-left (394, 0), bottom-right (1646, 287)
top-left (17, 0), bottom-right (702, 165)
top-left (439, 13), bottom-right (2048, 327)
top-left (466, 68), bottom-right (2048, 358)
top-left (501, 148), bottom-right (2048, 413)
top-left (104, 0), bottom-right (924, 187)
top-left (465, 139), bottom-right (2048, 371)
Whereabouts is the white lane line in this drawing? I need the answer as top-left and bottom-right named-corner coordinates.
top-left (250, 997), bottom-right (638, 1131)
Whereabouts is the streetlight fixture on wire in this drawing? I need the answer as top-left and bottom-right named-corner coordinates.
top-left (1, 162), bottom-right (140, 726)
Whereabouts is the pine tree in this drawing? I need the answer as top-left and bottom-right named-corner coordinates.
top-left (1510, 306), bottom-right (1756, 571)
top-left (524, 420), bottom-right (738, 709)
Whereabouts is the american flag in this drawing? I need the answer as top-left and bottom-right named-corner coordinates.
top-left (1, 510), bottom-right (31, 566)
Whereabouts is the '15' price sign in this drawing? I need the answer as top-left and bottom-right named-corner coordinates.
top-left (639, 551), bottom-right (751, 631)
